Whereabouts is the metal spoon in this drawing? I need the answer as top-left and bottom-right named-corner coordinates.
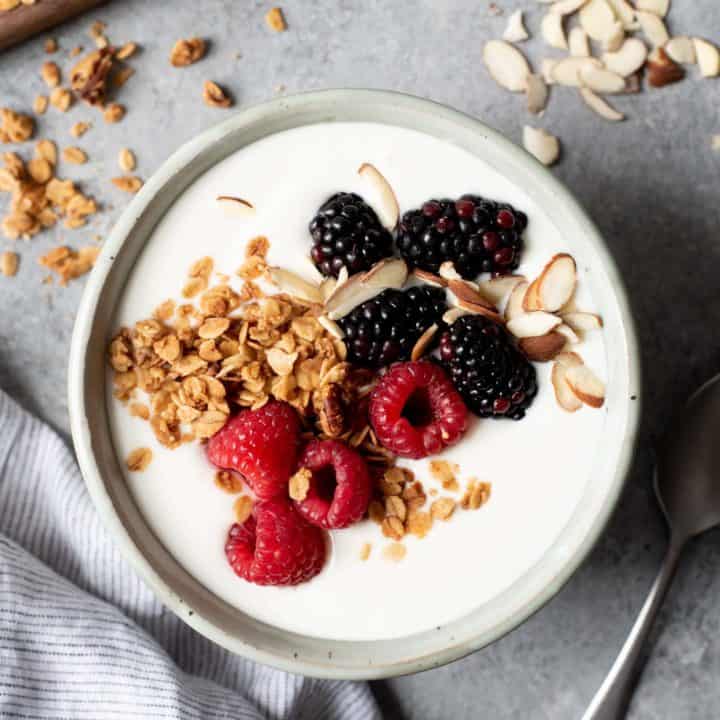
top-left (582, 374), bottom-right (720, 720)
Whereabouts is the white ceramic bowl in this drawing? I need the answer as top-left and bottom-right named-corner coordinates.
top-left (69, 89), bottom-right (640, 679)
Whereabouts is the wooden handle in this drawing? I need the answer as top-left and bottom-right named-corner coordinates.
top-left (0, 0), bottom-right (108, 52)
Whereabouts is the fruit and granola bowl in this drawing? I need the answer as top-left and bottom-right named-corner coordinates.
top-left (69, 91), bottom-right (639, 677)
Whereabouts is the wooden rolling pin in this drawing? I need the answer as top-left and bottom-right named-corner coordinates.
top-left (0, 0), bottom-right (107, 52)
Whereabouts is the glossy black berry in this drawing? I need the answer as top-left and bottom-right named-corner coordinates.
top-left (309, 192), bottom-right (394, 278)
top-left (397, 195), bottom-right (527, 279)
top-left (439, 315), bottom-right (537, 420)
top-left (338, 286), bottom-right (447, 368)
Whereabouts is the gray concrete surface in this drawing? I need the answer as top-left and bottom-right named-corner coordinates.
top-left (1, 1), bottom-right (719, 718)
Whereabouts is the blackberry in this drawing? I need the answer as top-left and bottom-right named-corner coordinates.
top-left (339, 286), bottom-right (447, 368)
top-left (396, 195), bottom-right (527, 279)
top-left (439, 315), bottom-right (537, 420)
top-left (309, 192), bottom-right (394, 278)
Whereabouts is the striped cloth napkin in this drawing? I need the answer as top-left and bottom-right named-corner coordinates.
top-left (0, 389), bottom-right (380, 720)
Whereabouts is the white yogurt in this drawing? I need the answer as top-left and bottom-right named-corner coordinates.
top-left (107, 122), bottom-right (607, 641)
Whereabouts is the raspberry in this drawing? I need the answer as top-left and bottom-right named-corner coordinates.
top-left (294, 440), bottom-right (371, 529)
top-left (207, 401), bottom-right (301, 499)
top-left (225, 499), bottom-right (326, 586)
top-left (369, 361), bottom-right (469, 459)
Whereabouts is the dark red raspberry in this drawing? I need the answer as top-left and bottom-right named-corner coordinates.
top-left (207, 401), bottom-right (301, 499)
top-left (293, 440), bottom-right (371, 529)
top-left (225, 499), bottom-right (326, 586)
top-left (369, 361), bottom-right (469, 459)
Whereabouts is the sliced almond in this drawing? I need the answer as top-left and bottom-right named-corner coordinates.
top-left (580, 87), bottom-right (625, 121)
top-left (411, 323), bottom-right (438, 361)
top-left (550, 0), bottom-right (588, 14)
top-left (552, 361), bottom-right (583, 411)
top-left (551, 57), bottom-right (602, 86)
top-left (665, 36), bottom-right (696, 65)
top-left (693, 38), bottom-right (720, 78)
top-left (607, 0), bottom-right (637, 29)
top-left (580, 65), bottom-right (626, 94)
top-left (635, 0), bottom-right (669, 18)
top-left (523, 126), bottom-right (560, 166)
top-left (325, 258), bottom-right (407, 319)
top-left (412, 269), bottom-right (447, 288)
top-left (541, 12), bottom-right (567, 50)
top-left (483, 40), bottom-right (531, 92)
top-left (565, 363), bottom-right (605, 407)
top-left (267, 266), bottom-right (323, 304)
top-left (447, 278), bottom-right (498, 312)
top-left (477, 275), bottom-right (526, 305)
top-left (442, 307), bottom-right (469, 325)
top-left (635, 10), bottom-right (669, 47)
top-left (358, 162), bottom-right (399, 230)
top-left (217, 195), bottom-right (255, 217)
top-left (556, 350), bottom-right (584, 368)
top-left (533, 253), bottom-right (577, 311)
top-left (505, 280), bottom-right (529, 320)
top-left (601, 38), bottom-right (648, 77)
top-left (526, 74), bottom-right (549, 115)
top-left (542, 58), bottom-right (559, 84)
top-left (503, 10), bottom-right (529, 42)
top-left (319, 276), bottom-right (337, 301)
top-left (560, 311), bottom-right (603, 331)
top-left (507, 311), bottom-right (561, 338)
top-left (579, 0), bottom-right (618, 43)
top-left (569, 27), bottom-right (590, 57)
top-left (518, 331), bottom-right (566, 361)
top-left (603, 22), bottom-right (625, 52)
top-left (317, 314), bottom-right (345, 339)
top-left (449, 294), bottom-right (505, 324)
top-left (646, 47), bottom-right (684, 87)
top-left (554, 323), bottom-right (580, 345)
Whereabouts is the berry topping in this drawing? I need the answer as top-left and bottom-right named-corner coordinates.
top-left (397, 194), bottom-right (527, 279)
top-left (225, 498), bottom-right (326, 586)
top-left (369, 361), bottom-right (469, 459)
top-left (293, 440), bottom-right (372, 529)
top-left (439, 315), bottom-right (537, 420)
top-left (309, 192), bottom-right (394, 278)
top-left (338, 285), bottom-right (447, 368)
top-left (207, 401), bottom-right (301, 499)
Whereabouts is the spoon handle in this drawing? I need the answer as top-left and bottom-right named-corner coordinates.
top-left (581, 540), bottom-right (684, 720)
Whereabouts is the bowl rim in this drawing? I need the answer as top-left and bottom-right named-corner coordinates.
top-left (68, 88), bottom-right (641, 679)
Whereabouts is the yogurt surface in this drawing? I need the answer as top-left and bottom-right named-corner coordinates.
top-left (107, 121), bottom-right (607, 641)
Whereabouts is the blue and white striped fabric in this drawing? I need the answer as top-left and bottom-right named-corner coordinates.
top-left (0, 390), bottom-right (380, 720)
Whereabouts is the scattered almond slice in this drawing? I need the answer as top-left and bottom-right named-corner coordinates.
top-left (266, 266), bottom-right (323, 304)
top-left (647, 47), bottom-right (684, 87)
top-left (442, 307), bottom-right (469, 325)
top-left (542, 58), bottom-right (559, 84)
top-left (518, 331), bottom-right (566, 361)
top-left (635, 0), bottom-right (669, 18)
top-left (438, 261), bottom-right (466, 283)
top-left (505, 280), bottom-right (529, 320)
top-left (411, 323), bottom-right (438, 361)
top-left (579, 0), bottom-right (618, 43)
top-left (565, 363), bottom-right (605, 408)
top-left (693, 38), bottom-right (720, 78)
top-left (412, 269), bottom-right (447, 288)
top-left (317, 314), bottom-right (344, 339)
top-left (580, 65), bottom-right (626, 94)
top-left (550, 0), bottom-right (588, 15)
top-left (601, 38), bottom-right (648, 76)
top-left (446, 278), bottom-right (498, 311)
top-left (506, 311), bottom-right (562, 338)
top-left (523, 126), bottom-right (560, 166)
top-left (483, 40), bottom-right (531, 92)
top-left (635, 10), bottom-right (669, 47)
top-left (447, 292), bottom-right (505, 324)
top-left (607, 0), bottom-right (638, 29)
top-left (541, 12), bottom-right (567, 50)
top-left (503, 10), bottom-right (529, 42)
top-left (603, 22), bottom-right (625, 52)
top-left (580, 88), bottom-right (625, 121)
top-left (551, 57), bottom-right (602, 86)
top-left (526, 74), bottom-right (549, 115)
top-left (569, 27), bottom-right (590, 57)
top-left (357, 162), bottom-right (399, 230)
top-left (325, 258), bottom-right (407, 319)
top-left (552, 361), bottom-right (583, 411)
top-left (665, 36), bottom-right (696, 65)
top-left (554, 323), bottom-right (580, 345)
top-left (556, 350), bottom-right (584, 368)
top-left (217, 195), bottom-right (255, 218)
top-left (319, 276), bottom-right (337, 301)
top-left (560, 311), bottom-right (603, 331)
top-left (477, 275), bottom-right (526, 305)
top-left (530, 253), bottom-right (577, 311)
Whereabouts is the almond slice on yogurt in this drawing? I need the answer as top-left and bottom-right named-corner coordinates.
top-left (525, 253), bottom-right (578, 312)
top-left (216, 195), bottom-right (255, 217)
top-left (560, 311), bottom-right (603, 331)
top-left (551, 360), bottom-right (583, 411)
top-left (412, 268), bottom-right (447, 288)
top-left (565, 363), bottom-right (606, 407)
top-left (446, 278), bottom-right (498, 312)
top-left (357, 162), bottom-right (399, 230)
top-left (477, 275), bottom-right (526, 305)
top-left (505, 280), bottom-right (529, 321)
top-left (267, 266), bottom-right (323, 304)
top-left (518, 331), bottom-right (566, 361)
top-left (483, 40), bottom-right (531, 92)
top-left (506, 311), bottom-right (561, 338)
